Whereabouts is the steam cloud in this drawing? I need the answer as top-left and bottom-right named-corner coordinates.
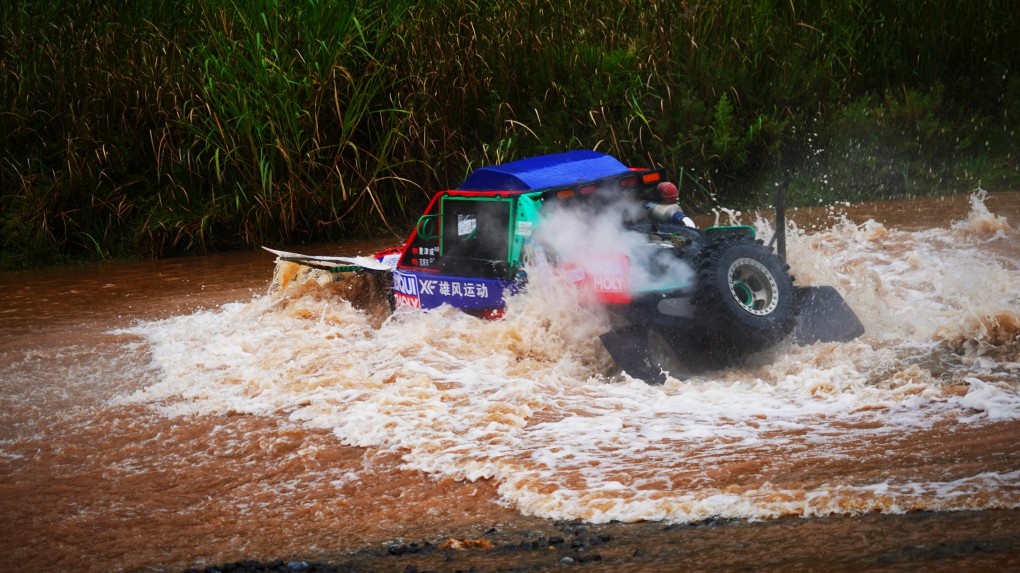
top-left (531, 194), bottom-right (695, 293)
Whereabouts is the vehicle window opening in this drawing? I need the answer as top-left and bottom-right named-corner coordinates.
top-left (442, 199), bottom-right (512, 261)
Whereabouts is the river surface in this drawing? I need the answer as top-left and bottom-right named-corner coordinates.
top-left (2, 192), bottom-right (1019, 572)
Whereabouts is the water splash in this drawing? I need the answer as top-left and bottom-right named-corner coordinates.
top-left (117, 191), bottom-right (1020, 524)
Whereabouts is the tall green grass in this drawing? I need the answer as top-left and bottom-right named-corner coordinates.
top-left (2, 0), bottom-right (1017, 266)
top-left (395, 1), bottom-right (1018, 204)
top-left (170, 0), bottom-right (414, 251)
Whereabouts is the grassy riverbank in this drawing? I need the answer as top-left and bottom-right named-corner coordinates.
top-left (2, 0), bottom-right (1017, 267)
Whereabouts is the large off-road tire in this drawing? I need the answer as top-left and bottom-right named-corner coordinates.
top-left (692, 235), bottom-right (796, 357)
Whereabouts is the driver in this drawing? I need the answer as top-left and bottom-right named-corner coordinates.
top-left (646, 181), bottom-right (696, 228)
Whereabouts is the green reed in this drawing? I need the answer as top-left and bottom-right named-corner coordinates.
top-left (1, 0), bottom-right (1017, 266)
top-left (177, 0), bottom-right (413, 250)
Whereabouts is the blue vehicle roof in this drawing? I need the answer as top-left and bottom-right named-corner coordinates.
top-left (457, 150), bottom-right (632, 191)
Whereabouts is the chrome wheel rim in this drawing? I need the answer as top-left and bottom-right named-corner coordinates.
top-left (727, 258), bottom-right (779, 316)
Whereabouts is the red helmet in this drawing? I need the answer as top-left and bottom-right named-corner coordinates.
top-left (656, 181), bottom-right (678, 204)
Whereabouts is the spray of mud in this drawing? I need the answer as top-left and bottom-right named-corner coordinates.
top-left (116, 190), bottom-right (1020, 525)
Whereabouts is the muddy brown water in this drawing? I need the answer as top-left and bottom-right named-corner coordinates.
top-left (2, 193), bottom-right (1019, 572)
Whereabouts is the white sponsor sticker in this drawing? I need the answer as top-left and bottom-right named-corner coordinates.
top-left (458, 214), bottom-right (476, 237)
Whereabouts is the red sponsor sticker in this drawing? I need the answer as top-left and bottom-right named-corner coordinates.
top-left (564, 253), bottom-right (631, 304)
top-left (394, 292), bottom-right (421, 308)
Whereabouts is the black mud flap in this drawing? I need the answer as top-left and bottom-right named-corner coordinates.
top-left (794, 286), bottom-right (865, 345)
top-left (599, 325), bottom-right (668, 385)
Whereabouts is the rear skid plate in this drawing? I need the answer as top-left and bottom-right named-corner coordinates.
top-left (600, 286), bottom-right (864, 384)
top-left (793, 285), bottom-right (865, 345)
top-left (599, 325), bottom-right (670, 385)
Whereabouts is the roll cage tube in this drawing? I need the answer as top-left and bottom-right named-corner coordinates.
top-left (415, 214), bottom-right (440, 240)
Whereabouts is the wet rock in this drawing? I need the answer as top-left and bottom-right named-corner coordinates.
top-left (387, 543), bottom-right (408, 556)
top-left (674, 517), bottom-right (733, 529)
top-left (438, 538), bottom-right (494, 551)
top-left (548, 536), bottom-right (565, 545)
top-left (513, 539), bottom-right (540, 550)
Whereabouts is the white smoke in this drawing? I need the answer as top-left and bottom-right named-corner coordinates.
top-left (531, 195), bottom-right (695, 294)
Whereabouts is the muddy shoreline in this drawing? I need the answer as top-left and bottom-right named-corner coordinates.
top-left (186, 509), bottom-right (1020, 572)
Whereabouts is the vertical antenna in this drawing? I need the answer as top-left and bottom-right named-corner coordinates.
top-left (773, 180), bottom-right (788, 264)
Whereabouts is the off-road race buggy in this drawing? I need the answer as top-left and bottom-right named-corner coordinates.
top-left (266, 151), bottom-right (863, 383)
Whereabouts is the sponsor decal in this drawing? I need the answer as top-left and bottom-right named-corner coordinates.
top-left (433, 278), bottom-right (491, 300)
top-left (394, 292), bottom-right (421, 308)
top-left (593, 274), bottom-right (625, 292)
top-left (458, 214), bottom-right (476, 236)
top-left (395, 271), bottom-right (504, 310)
top-left (565, 266), bottom-right (586, 283)
top-left (393, 271), bottom-right (418, 296)
top-left (391, 267), bottom-right (507, 307)
top-left (564, 253), bottom-right (631, 304)
top-left (409, 245), bottom-right (438, 267)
